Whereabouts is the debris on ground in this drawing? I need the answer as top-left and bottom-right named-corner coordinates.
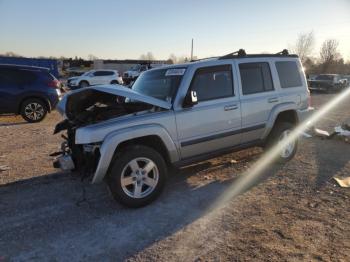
top-left (334, 177), bottom-right (350, 188)
top-left (0, 165), bottom-right (10, 172)
top-left (313, 128), bottom-right (339, 139)
top-left (335, 125), bottom-right (350, 137)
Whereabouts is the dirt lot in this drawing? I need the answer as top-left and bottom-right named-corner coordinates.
top-left (0, 93), bottom-right (350, 261)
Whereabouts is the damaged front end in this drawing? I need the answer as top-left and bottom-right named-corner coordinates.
top-left (52, 85), bottom-right (171, 180)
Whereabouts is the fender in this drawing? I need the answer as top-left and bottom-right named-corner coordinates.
top-left (18, 92), bottom-right (52, 113)
top-left (91, 124), bottom-right (179, 183)
top-left (261, 102), bottom-right (298, 139)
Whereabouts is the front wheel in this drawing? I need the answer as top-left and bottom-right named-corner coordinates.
top-left (107, 145), bottom-right (167, 208)
top-left (265, 122), bottom-right (298, 163)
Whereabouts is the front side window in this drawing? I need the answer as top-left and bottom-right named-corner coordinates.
top-left (190, 65), bottom-right (234, 102)
top-left (239, 62), bottom-right (274, 95)
top-left (131, 68), bottom-right (185, 101)
top-left (276, 61), bottom-right (302, 88)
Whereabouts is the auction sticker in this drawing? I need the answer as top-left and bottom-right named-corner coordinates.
top-left (165, 68), bottom-right (186, 76)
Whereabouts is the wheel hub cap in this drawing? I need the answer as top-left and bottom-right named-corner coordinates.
top-left (278, 130), bottom-right (295, 159)
top-left (24, 103), bottom-right (44, 121)
top-left (120, 157), bottom-right (159, 199)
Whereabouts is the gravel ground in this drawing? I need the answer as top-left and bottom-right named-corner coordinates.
top-left (0, 93), bottom-right (350, 261)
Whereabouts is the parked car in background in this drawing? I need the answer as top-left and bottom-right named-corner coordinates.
top-left (122, 63), bottom-right (167, 85)
top-left (67, 70), bottom-right (123, 90)
top-left (0, 64), bottom-right (61, 122)
top-left (308, 74), bottom-right (348, 92)
top-left (53, 49), bottom-right (313, 207)
top-left (122, 64), bottom-right (151, 85)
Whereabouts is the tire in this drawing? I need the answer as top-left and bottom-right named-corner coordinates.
top-left (20, 98), bottom-right (48, 123)
top-left (107, 145), bottom-right (167, 208)
top-left (79, 81), bottom-right (89, 88)
top-left (265, 122), bottom-right (298, 163)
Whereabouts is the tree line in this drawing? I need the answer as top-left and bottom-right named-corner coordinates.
top-left (290, 31), bottom-right (349, 75)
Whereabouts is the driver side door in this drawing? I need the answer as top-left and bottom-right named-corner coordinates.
top-left (175, 64), bottom-right (242, 160)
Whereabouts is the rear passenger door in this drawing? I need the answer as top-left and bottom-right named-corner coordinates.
top-left (175, 64), bottom-right (241, 159)
top-left (91, 71), bottom-right (110, 85)
top-left (237, 61), bottom-right (278, 144)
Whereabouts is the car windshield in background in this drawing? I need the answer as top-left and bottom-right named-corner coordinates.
top-left (131, 68), bottom-right (185, 102)
top-left (316, 75), bottom-right (334, 81)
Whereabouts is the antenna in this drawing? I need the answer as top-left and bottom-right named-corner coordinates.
top-left (191, 39), bottom-right (194, 61)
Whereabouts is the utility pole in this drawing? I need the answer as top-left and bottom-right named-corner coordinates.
top-left (191, 38), bottom-right (194, 61)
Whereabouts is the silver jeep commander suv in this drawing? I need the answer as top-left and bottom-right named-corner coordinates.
top-left (53, 49), bottom-right (313, 208)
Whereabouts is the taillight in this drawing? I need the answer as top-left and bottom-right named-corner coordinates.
top-left (48, 79), bottom-right (60, 89)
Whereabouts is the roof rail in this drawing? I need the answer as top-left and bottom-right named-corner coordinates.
top-left (218, 49), bottom-right (297, 60)
top-left (276, 49), bottom-right (289, 55)
top-left (219, 49), bottom-right (247, 60)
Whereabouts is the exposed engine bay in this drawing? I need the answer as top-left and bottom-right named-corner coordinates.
top-left (52, 86), bottom-right (170, 180)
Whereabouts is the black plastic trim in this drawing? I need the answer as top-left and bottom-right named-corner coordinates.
top-left (174, 139), bottom-right (262, 167)
top-left (180, 124), bottom-right (266, 147)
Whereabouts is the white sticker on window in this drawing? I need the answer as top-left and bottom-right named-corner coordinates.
top-left (165, 68), bottom-right (186, 76)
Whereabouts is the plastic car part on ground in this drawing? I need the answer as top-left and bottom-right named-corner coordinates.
top-left (333, 177), bottom-right (350, 187)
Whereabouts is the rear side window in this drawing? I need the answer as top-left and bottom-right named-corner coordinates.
top-left (190, 65), bottom-right (234, 102)
top-left (239, 62), bottom-right (274, 95)
top-left (94, 71), bottom-right (114, 76)
top-left (0, 68), bottom-right (37, 85)
top-left (275, 61), bottom-right (302, 88)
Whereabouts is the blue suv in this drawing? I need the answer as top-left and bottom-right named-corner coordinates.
top-left (0, 64), bottom-right (61, 122)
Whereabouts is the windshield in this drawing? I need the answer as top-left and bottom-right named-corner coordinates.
top-left (131, 68), bottom-right (185, 101)
top-left (316, 75), bottom-right (334, 81)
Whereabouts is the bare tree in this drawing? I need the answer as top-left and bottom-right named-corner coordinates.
top-left (319, 39), bottom-right (340, 64)
top-left (168, 54), bottom-right (192, 64)
top-left (291, 31), bottom-right (315, 63)
top-left (88, 54), bottom-right (98, 61)
top-left (139, 52), bottom-right (155, 60)
top-left (1, 51), bottom-right (22, 57)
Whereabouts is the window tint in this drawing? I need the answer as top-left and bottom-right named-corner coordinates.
top-left (239, 62), bottom-right (274, 95)
top-left (94, 71), bottom-right (114, 76)
top-left (275, 61), bottom-right (302, 88)
top-left (0, 68), bottom-right (37, 85)
top-left (190, 65), bottom-right (234, 102)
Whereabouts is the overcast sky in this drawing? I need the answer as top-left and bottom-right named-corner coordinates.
top-left (0, 0), bottom-right (349, 60)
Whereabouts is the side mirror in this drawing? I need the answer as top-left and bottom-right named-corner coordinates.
top-left (183, 90), bottom-right (198, 108)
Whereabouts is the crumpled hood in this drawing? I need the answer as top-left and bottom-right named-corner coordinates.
top-left (57, 84), bottom-right (171, 118)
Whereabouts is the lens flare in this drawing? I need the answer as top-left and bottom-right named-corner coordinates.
top-left (209, 87), bottom-right (350, 212)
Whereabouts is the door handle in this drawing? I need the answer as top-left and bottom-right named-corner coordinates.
top-left (224, 104), bottom-right (238, 111)
top-left (268, 97), bottom-right (279, 103)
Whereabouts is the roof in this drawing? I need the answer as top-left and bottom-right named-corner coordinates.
top-left (0, 63), bottom-right (50, 71)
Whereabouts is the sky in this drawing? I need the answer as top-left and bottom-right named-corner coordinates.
top-left (0, 0), bottom-right (350, 61)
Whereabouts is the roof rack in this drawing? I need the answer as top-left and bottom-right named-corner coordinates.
top-left (218, 49), bottom-right (298, 60)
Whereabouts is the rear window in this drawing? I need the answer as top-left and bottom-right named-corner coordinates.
top-left (275, 61), bottom-right (302, 88)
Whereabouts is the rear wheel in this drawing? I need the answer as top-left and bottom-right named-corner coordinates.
top-left (107, 145), bottom-right (167, 208)
top-left (265, 122), bottom-right (297, 163)
top-left (20, 98), bottom-right (47, 123)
